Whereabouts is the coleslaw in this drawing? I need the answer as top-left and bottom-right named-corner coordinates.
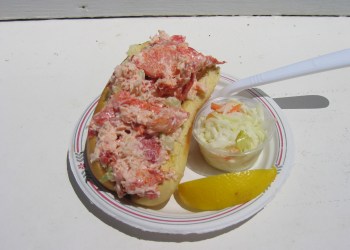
top-left (193, 96), bottom-right (274, 172)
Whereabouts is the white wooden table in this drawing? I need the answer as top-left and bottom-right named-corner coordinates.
top-left (1, 16), bottom-right (350, 249)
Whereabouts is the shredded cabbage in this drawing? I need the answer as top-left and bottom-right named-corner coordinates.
top-left (196, 99), bottom-right (267, 153)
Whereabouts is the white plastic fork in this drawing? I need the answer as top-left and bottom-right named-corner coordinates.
top-left (214, 48), bottom-right (350, 97)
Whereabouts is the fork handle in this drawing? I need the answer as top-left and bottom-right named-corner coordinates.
top-left (218, 48), bottom-right (350, 96)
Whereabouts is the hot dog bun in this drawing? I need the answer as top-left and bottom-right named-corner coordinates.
top-left (86, 32), bottom-right (223, 207)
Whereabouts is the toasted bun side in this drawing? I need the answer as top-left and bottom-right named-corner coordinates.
top-left (132, 67), bottom-right (221, 207)
top-left (86, 84), bottom-right (116, 191)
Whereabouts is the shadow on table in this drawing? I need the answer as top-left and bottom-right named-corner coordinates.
top-left (67, 155), bottom-right (257, 242)
top-left (273, 95), bottom-right (329, 109)
top-left (243, 88), bottom-right (330, 109)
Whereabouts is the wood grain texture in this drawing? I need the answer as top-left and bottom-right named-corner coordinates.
top-left (1, 0), bottom-right (350, 20)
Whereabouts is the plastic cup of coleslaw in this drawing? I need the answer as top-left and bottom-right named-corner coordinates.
top-left (193, 96), bottom-right (275, 172)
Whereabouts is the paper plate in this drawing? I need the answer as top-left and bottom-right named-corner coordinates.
top-left (68, 74), bottom-right (294, 234)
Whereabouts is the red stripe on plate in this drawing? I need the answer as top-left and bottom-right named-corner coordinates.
top-left (75, 98), bottom-right (99, 152)
top-left (88, 179), bottom-right (246, 223)
top-left (249, 93), bottom-right (284, 166)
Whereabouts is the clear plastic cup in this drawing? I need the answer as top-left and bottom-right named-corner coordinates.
top-left (192, 96), bottom-right (275, 172)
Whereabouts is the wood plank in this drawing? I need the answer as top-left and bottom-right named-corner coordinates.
top-left (1, 0), bottom-right (350, 20)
